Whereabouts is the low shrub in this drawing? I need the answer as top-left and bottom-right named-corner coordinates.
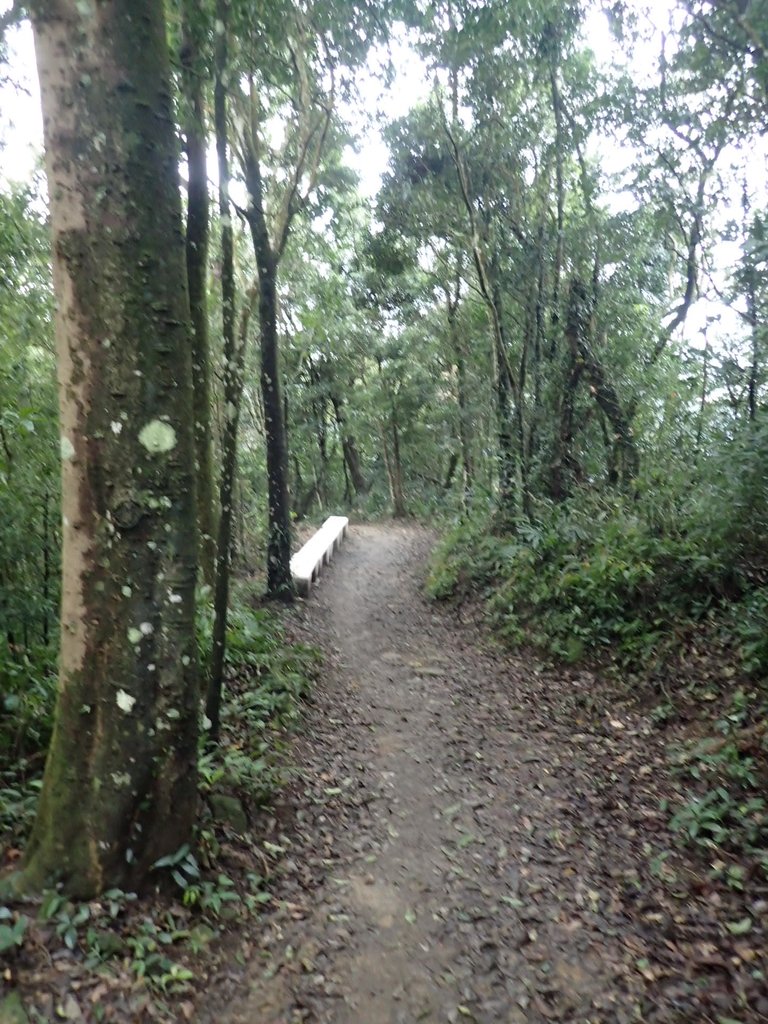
top-left (428, 496), bottom-right (744, 669)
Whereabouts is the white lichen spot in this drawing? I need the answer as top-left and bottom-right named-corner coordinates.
top-left (127, 627), bottom-right (142, 645)
top-left (62, 515), bottom-right (70, 527)
top-left (139, 621), bottom-right (153, 636)
top-left (168, 591), bottom-right (182, 605)
top-left (148, 663), bottom-right (156, 672)
top-left (60, 436), bottom-right (75, 460)
top-left (116, 689), bottom-right (136, 713)
top-left (121, 585), bottom-right (132, 597)
top-left (110, 420), bottom-right (123, 435)
top-left (138, 419), bottom-right (177, 454)
top-left (181, 654), bottom-right (191, 666)
top-left (202, 714), bottom-right (212, 730)
top-left (166, 708), bottom-right (180, 721)
top-left (102, 338), bottom-right (111, 349)
top-left (111, 772), bottom-right (131, 788)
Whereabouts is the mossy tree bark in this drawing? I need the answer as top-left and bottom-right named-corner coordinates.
top-left (22, 0), bottom-right (199, 898)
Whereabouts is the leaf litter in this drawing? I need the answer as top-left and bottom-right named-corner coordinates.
top-left (196, 523), bottom-right (768, 1024)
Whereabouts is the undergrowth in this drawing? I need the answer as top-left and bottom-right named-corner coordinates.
top-left (428, 496), bottom-right (767, 674)
top-left (428, 490), bottom-right (768, 873)
top-left (0, 586), bottom-right (319, 1016)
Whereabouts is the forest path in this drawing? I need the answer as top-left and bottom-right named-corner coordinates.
top-left (203, 523), bottom-right (762, 1024)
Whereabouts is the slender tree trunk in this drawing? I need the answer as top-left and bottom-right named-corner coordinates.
top-left (21, 0), bottom-right (198, 898)
top-left (695, 340), bottom-right (711, 454)
top-left (746, 264), bottom-right (759, 423)
top-left (181, 0), bottom-right (217, 587)
top-left (382, 422), bottom-right (407, 519)
top-left (527, 223), bottom-right (547, 468)
top-left (565, 278), bottom-right (639, 486)
top-left (599, 411), bottom-right (619, 486)
top-left (443, 451), bottom-right (459, 493)
top-left (206, 1), bottom-right (250, 742)
top-left (494, 331), bottom-right (517, 522)
top-left (41, 489), bottom-right (50, 646)
top-left (490, 276), bottom-right (519, 522)
top-left (243, 147), bottom-right (294, 600)
top-left (257, 250), bottom-right (294, 598)
top-left (330, 393), bottom-right (368, 495)
top-left (549, 349), bottom-right (584, 502)
top-left (549, 59), bottom-right (566, 355)
top-left (444, 283), bottom-right (474, 507)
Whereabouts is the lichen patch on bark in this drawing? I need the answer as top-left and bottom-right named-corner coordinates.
top-left (138, 419), bottom-right (177, 453)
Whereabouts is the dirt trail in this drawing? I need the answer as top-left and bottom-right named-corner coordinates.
top-left (203, 523), bottom-right (768, 1024)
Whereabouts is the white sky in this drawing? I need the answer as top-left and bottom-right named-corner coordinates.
top-left (0, 18), bottom-right (41, 183)
top-left (0, 18), bottom-right (428, 195)
top-left (0, 6), bottom-right (760, 358)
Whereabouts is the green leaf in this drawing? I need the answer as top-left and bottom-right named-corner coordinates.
top-left (725, 917), bottom-right (752, 935)
top-left (152, 843), bottom-right (190, 869)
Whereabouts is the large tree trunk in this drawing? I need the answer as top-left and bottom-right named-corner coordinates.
top-left (22, 0), bottom-right (198, 898)
top-left (181, 0), bottom-right (217, 588)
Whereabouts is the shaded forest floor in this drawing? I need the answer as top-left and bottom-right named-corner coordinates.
top-left (198, 522), bottom-right (768, 1024)
top-left (4, 522), bottom-right (767, 1023)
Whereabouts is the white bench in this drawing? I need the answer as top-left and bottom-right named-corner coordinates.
top-left (290, 515), bottom-right (349, 596)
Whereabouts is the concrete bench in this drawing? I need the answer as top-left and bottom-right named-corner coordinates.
top-left (290, 515), bottom-right (349, 596)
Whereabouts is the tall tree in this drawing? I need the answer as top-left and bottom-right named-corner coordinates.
top-left (206, 0), bottom-right (252, 741)
top-left (180, 0), bottom-right (218, 587)
top-left (17, 0), bottom-right (199, 897)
